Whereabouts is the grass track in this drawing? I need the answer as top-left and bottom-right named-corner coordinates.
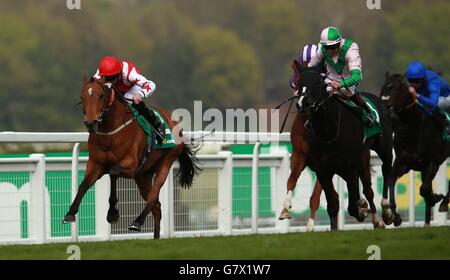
top-left (0, 227), bottom-right (449, 260)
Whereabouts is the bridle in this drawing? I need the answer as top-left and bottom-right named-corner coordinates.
top-left (81, 79), bottom-right (134, 135)
top-left (300, 70), bottom-right (342, 144)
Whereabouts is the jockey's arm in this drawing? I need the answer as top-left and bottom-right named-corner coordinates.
top-left (127, 67), bottom-right (157, 97)
top-left (418, 83), bottom-right (441, 109)
top-left (339, 43), bottom-right (362, 88)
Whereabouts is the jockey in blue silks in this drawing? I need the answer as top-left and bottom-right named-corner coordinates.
top-left (406, 61), bottom-right (450, 134)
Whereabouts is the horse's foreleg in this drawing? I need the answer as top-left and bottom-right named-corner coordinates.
top-left (316, 171), bottom-right (339, 230)
top-left (279, 150), bottom-right (307, 220)
top-left (63, 161), bottom-right (104, 223)
top-left (128, 172), bottom-right (153, 232)
top-left (106, 175), bottom-right (120, 224)
top-left (382, 158), bottom-right (409, 226)
top-left (343, 170), bottom-right (366, 223)
top-left (307, 181), bottom-right (322, 232)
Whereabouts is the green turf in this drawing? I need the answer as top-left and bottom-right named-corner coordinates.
top-left (1, 227), bottom-right (449, 260)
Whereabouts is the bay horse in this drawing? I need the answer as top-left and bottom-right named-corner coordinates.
top-left (63, 77), bottom-right (201, 239)
top-left (277, 96), bottom-right (324, 232)
top-left (381, 72), bottom-right (449, 226)
top-left (290, 63), bottom-right (393, 230)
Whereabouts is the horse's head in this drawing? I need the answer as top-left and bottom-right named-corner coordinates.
top-left (291, 60), bottom-right (326, 113)
top-left (80, 76), bottom-right (115, 133)
top-left (380, 71), bottom-right (413, 115)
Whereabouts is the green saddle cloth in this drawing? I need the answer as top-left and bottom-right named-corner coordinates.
top-left (344, 97), bottom-right (382, 141)
top-left (129, 106), bottom-right (177, 149)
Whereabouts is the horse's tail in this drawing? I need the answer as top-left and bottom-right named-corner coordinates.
top-left (176, 142), bottom-right (202, 188)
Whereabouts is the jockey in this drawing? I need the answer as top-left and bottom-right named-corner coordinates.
top-left (93, 56), bottom-right (165, 144)
top-left (406, 61), bottom-right (450, 134)
top-left (289, 43), bottom-right (318, 89)
top-left (308, 26), bottom-right (375, 127)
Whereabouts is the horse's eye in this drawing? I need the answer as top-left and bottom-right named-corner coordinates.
top-left (387, 83), bottom-right (392, 88)
top-left (99, 94), bottom-right (104, 99)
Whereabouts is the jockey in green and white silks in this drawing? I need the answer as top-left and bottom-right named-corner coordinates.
top-left (308, 26), bottom-right (375, 127)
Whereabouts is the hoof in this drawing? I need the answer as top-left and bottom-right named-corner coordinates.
top-left (356, 198), bottom-right (368, 209)
top-left (393, 213), bottom-right (402, 227)
top-left (356, 212), bottom-right (366, 222)
top-left (306, 218), bottom-right (315, 232)
top-left (63, 214), bottom-right (76, 224)
top-left (438, 202), bottom-right (448, 213)
top-left (128, 221), bottom-right (142, 232)
top-left (382, 208), bottom-right (394, 225)
top-left (278, 209), bottom-right (292, 220)
top-left (424, 222), bottom-right (431, 228)
top-left (106, 210), bottom-right (120, 224)
top-left (373, 220), bottom-right (385, 229)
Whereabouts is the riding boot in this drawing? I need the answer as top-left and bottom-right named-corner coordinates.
top-left (351, 94), bottom-right (375, 127)
top-left (133, 103), bottom-right (166, 144)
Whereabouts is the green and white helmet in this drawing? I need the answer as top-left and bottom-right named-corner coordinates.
top-left (319, 26), bottom-right (342, 46)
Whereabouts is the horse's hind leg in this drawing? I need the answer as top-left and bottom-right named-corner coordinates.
top-left (106, 175), bottom-right (120, 224)
top-left (152, 200), bottom-right (162, 239)
top-left (131, 158), bottom-right (174, 239)
top-left (420, 164), bottom-right (444, 226)
top-left (359, 151), bottom-right (384, 229)
top-left (279, 148), bottom-right (307, 220)
top-left (439, 188), bottom-right (449, 213)
top-left (307, 181), bottom-right (322, 232)
top-left (128, 172), bottom-right (153, 232)
top-left (63, 161), bottom-right (104, 223)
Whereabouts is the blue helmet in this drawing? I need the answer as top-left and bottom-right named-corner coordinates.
top-left (406, 61), bottom-right (426, 80)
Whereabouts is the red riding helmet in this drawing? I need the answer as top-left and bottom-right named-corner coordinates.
top-left (98, 56), bottom-right (122, 77)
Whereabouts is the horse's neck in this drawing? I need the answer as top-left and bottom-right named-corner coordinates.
top-left (397, 105), bottom-right (424, 132)
top-left (99, 99), bottom-right (131, 132)
top-left (312, 97), bottom-right (340, 136)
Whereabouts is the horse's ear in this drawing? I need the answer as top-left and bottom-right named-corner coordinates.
top-left (83, 75), bottom-right (88, 85)
top-left (385, 71), bottom-right (390, 80)
top-left (400, 72), bottom-right (407, 81)
top-left (291, 60), bottom-right (302, 76)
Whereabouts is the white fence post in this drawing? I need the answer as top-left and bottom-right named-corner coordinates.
top-left (251, 143), bottom-right (261, 234)
top-left (160, 167), bottom-right (173, 238)
top-left (409, 170), bottom-right (415, 227)
top-left (29, 154), bottom-right (46, 244)
top-left (337, 176), bottom-right (345, 230)
top-left (71, 143), bottom-right (80, 242)
top-left (95, 174), bottom-right (111, 241)
top-left (218, 151), bottom-right (233, 235)
top-left (274, 149), bottom-right (290, 233)
top-left (433, 160), bottom-right (448, 226)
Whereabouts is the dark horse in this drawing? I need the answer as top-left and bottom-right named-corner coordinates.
top-left (63, 77), bottom-right (201, 239)
top-left (292, 62), bottom-right (394, 230)
top-left (381, 72), bottom-right (449, 226)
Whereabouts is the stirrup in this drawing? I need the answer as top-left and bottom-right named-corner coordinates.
top-left (365, 113), bottom-right (375, 128)
top-left (304, 120), bottom-right (312, 131)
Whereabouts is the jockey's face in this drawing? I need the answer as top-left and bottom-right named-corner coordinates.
top-left (324, 43), bottom-right (340, 56)
top-left (104, 73), bottom-right (120, 84)
top-left (408, 78), bottom-right (424, 91)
